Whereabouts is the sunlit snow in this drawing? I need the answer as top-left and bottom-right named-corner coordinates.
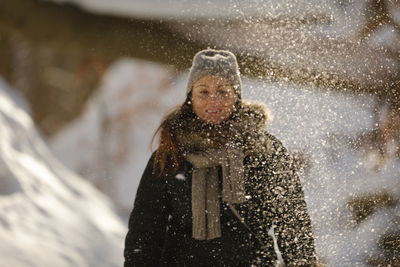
top-left (0, 78), bottom-right (125, 267)
top-left (46, 0), bottom-right (332, 21)
top-left (49, 59), bottom-right (187, 214)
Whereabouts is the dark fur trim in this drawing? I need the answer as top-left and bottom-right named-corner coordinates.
top-left (239, 99), bottom-right (272, 130)
top-left (172, 99), bottom-right (273, 156)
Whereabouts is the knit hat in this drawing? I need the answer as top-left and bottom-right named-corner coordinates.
top-left (187, 49), bottom-right (242, 99)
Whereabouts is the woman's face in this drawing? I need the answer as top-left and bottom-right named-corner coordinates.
top-left (191, 75), bottom-right (237, 124)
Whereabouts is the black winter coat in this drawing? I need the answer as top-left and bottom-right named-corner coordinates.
top-left (124, 132), bottom-right (317, 267)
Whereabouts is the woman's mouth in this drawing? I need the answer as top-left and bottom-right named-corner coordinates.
top-left (205, 109), bottom-right (222, 114)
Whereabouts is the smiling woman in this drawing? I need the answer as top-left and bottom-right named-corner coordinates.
top-left (192, 75), bottom-right (237, 124)
top-left (124, 49), bottom-right (318, 266)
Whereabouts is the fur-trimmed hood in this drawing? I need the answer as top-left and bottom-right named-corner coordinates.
top-left (171, 99), bottom-right (273, 156)
top-left (238, 99), bottom-right (272, 130)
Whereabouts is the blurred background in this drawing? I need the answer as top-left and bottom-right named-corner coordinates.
top-left (0, 0), bottom-right (399, 266)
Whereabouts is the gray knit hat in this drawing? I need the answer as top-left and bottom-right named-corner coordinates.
top-left (187, 49), bottom-right (242, 98)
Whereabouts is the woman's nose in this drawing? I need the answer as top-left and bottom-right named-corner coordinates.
top-left (209, 93), bottom-right (218, 99)
top-left (206, 94), bottom-right (221, 103)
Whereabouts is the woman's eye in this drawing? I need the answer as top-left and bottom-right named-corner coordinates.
top-left (200, 90), bottom-right (208, 94)
top-left (218, 90), bottom-right (227, 95)
top-left (218, 89), bottom-right (232, 97)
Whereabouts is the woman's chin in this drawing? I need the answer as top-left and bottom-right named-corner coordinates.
top-left (202, 117), bottom-right (225, 124)
top-left (196, 111), bottom-right (231, 124)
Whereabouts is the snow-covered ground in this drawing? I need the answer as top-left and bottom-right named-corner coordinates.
top-left (0, 78), bottom-right (125, 267)
top-left (49, 59), bottom-right (400, 266)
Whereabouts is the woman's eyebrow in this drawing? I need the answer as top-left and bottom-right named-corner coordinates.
top-left (193, 84), bottom-right (208, 88)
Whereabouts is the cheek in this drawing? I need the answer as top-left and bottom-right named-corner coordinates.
top-left (222, 98), bottom-right (236, 111)
top-left (192, 99), bottom-right (205, 116)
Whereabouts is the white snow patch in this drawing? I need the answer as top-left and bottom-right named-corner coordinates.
top-left (175, 173), bottom-right (186, 181)
top-left (45, 0), bottom-right (333, 21)
top-left (0, 78), bottom-right (125, 267)
top-left (49, 58), bottom-right (186, 215)
top-left (268, 225), bottom-right (286, 267)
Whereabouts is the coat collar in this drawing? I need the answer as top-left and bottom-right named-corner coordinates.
top-left (174, 100), bottom-right (273, 156)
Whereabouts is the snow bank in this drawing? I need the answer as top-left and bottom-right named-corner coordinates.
top-left (49, 58), bottom-right (187, 214)
top-left (0, 78), bottom-right (125, 267)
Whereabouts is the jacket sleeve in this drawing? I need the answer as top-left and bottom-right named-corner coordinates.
top-left (124, 152), bottom-right (170, 267)
top-left (266, 134), bottom-right (317, 266)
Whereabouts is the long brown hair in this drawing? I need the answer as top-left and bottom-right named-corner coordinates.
top-left (151, 94), bottom-right (195, 177)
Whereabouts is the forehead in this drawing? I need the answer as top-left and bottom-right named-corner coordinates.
top-left (193, 75), bottom-right (231, 86)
